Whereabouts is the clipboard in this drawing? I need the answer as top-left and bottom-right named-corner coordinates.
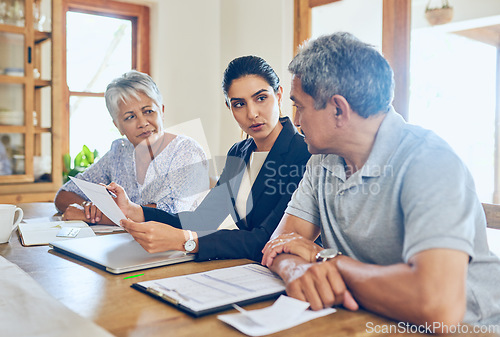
top-left (131, 263), bottom-right (286, 317)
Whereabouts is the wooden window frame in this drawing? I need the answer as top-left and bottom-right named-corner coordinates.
top-left (61, 0), bottom-right (150, 157)
top-left (293, 0), bottom-right (411, 120)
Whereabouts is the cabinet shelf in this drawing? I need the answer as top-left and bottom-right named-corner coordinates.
top-left (0, 125), bottom-right (26, 133)
top-left (35, 79), bottom-right (51, 88)
top-left (0, 23), bottom-right (24, 35)
top-left (0, 75), bottom-right (25, 84)
top-left (35, 31), bottom-right (52, 44)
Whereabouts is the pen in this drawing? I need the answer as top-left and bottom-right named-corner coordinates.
top-left (147, 287), bottom-right (180, 305)
top-left (107, 189), bottom-right (117, 198)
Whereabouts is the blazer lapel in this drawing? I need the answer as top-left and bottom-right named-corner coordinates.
top-left (244, 118), bottom-right (296, 224)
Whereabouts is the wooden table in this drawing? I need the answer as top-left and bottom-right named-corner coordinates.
top-left (1, 203), bottom-right (498, 337)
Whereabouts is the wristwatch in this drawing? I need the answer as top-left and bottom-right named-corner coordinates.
top-left (183, 230), bottom-right (197, 253)
top-left (315, 248), bottom-right (342, 262)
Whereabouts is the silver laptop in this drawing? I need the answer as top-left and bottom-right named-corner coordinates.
top-left (49, 233), bottom-right (194, 274)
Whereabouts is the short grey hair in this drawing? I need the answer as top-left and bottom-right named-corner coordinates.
top-left (288, 32), bottom-right (394, 118)
top-left (105, 70), bottom-right (163, 120)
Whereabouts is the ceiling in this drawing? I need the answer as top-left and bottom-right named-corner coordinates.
top-left (454, 24), bottom-right (500, 47)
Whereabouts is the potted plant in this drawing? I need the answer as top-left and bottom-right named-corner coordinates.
top-left (425, 0), bottom-right (454, 26)
top-left (62, 145), bottom-right (99, 183)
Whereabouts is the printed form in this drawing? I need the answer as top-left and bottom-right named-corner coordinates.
top-left (135, 264), bottom-right (285, 312)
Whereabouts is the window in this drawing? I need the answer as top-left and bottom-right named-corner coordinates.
top-left (63, 0), bottom-right (149, 159)
top-left (410, 29), bottom-right (496, 203)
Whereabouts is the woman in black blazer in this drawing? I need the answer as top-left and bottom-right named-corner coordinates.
top-left (109, 56), bottom-right (311, 262)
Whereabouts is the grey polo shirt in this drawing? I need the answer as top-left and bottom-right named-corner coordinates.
top-left (286, 109), bottom-right (500, 325)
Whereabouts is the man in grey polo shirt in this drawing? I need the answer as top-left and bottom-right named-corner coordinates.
top-left (261, 32), bottom-right (500, 330)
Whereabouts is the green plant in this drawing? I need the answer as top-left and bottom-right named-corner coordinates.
top-left (63, 145), bottom-right (99, 182)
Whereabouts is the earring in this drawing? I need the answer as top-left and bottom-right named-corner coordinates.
top-left (279, 105), bottom-right (283, 117)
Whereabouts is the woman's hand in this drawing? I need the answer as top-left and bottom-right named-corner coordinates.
top-left (120, 218), bottom-right (186, 253)
top-left (262, 232), bottom-right (323, 267)
top-left (106, 182), bottom-right (145, 222)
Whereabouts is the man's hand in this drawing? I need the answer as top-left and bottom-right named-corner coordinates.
top-left (261, 232), bottom-right (323, 267)
top-left (270, 254), bottom-right (359, 311)
top-left (81, 201), bottom-right (104, 223)
top-left (120, 218), bottom-right (186, 253)
top-left (61, 203), bottom-right (87, 221)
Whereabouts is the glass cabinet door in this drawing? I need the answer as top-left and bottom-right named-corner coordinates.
top-left (0, 31), bottom-right (25, 77)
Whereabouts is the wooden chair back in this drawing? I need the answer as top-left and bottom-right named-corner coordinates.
top-left (482, 203), bottom-right (500, 229)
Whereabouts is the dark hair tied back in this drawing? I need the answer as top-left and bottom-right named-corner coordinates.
top-left (222, 56), bottom-right (280, 103)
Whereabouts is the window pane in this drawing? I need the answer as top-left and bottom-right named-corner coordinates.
top-left (0, 133), bottom-right (24, 175)
top-left (0, 83), bottom-right (24, 126)
top-left (66, 11), bottom-right (132, 92)
top-left (0, 32), bottom-right (25, 76)
top-left (34, 132), bottom-right (52, 182)
top-left (69, 96), bottom-right (122, 160)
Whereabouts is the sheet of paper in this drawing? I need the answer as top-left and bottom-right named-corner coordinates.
top-left (218, 295), bottom-right (336, 337)
top-left (69, 177), bottom-right (126, 226)
top-left (23, 215), bottom-right (62, 223)
top-left (89, 224), bottom-right (126, 234)
top-left (0, 256), bottom-right (113, 337)
top-left (136, 264), bottom-right (285, 313)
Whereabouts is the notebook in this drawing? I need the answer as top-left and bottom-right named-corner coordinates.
top-left (132, 263), bottom-right (286, 317)
top-left (18, 221), bottom-right (96, 246)
top-left (49, 233), bottom-right (194, 274)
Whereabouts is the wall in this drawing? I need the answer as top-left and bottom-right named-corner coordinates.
top-left (311, 0), bottom-right (383, 50)
top-left (219, 0), bottom-right (294, 155)
top-left (123, 0), bottom-right (293, 158)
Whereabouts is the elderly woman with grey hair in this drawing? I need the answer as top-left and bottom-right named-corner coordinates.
top-left (55, 70), bottom-right (209, 225)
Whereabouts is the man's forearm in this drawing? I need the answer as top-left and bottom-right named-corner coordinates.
top-left (269, 253), bottom-right (310, 283)
top-left (335, 251), bottom-right (467, 327)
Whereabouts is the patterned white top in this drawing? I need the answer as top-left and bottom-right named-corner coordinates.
top-left (60, 135), bottom-right (209, 213)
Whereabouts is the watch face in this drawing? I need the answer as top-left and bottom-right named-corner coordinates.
top-left (184, 240), bottom-right (196, 252)
top-left (317, 248), bottom-right (338, 259)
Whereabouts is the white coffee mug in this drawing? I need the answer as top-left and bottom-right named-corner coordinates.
top-left (0, 204), bottom-right (23, 243)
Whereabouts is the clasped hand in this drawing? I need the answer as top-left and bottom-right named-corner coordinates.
top-left (262, 233), bottom-right (358, 312)
top-left (62, 201), bottom-right (103, 223)
top-left (261, 232), bottom-right (323, 267)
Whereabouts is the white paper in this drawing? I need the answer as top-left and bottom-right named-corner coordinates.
top-left (18, 221), bottom-right (95, 246)
top-left (0, 256), bottom-right (113, 337)
top-left (218, 295), bottom-right (336, 337)
top-left (136, 264), bottom-right (285, 313)
top-left (23, 216), bottom-right (62, 223)
top-left (89, 224), bottom-right (126, 234)
top-left (69, 177), bottom-right (126, 226)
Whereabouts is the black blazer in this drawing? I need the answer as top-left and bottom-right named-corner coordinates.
top-left (142, 117), bottom-right (311, 261)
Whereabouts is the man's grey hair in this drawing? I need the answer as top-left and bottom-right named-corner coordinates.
top-left (105, 70), bottom-right (163, 121)
top-left (288, 32), bottom-right (394, 118)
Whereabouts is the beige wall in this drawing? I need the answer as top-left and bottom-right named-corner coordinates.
top-left (129, 0), bottom-right (500, 158)
top-left (127, 0), bottom-right (293, 157)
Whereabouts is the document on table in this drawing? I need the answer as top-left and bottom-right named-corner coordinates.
top-left (132, 264), bottom-right (286, 317)
top-left (69, 177), bottom-right (126, 226)
top-left (0, 256), bottom-right (113, 337)
top-left (218, 295), bottom-right (336, 337)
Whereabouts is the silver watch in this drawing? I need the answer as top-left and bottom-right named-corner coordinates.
top-left (315, 248), bottom-right (341, 262)
top-left (183, 230), bottom-right (196, 253)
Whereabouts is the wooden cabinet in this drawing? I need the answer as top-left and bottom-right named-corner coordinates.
top-left (0, 0), bottom-right (63, 203)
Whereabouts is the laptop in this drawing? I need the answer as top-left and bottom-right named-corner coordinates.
top-left (49, 233), bottom-right (194, 274)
